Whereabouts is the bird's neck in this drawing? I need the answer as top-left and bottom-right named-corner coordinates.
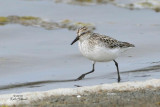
top-left (79, 32), bottom-right (92, 42)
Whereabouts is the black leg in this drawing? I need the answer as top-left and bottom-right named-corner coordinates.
top-left (75, 62), bottom-right (95, 81)
top-left (113, 60), bottom-right (121, 82)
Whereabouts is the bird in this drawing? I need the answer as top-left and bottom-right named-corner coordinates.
top-left (71, 26), bottom-right (135, 82)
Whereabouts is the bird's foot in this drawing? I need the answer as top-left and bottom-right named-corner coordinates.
top-left (75, 74), bottom-right (86, 81)
top-left (118, 77), bottom-right (121, 83)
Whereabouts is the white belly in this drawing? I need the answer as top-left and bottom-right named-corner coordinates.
top-left (78, 41), bottom-right (121, 62)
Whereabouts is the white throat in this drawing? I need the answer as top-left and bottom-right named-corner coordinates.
top-left (79, 33), bottom-right (91, 42)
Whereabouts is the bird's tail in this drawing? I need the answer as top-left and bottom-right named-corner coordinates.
top-left (119, 42), bottom-right (135, 48)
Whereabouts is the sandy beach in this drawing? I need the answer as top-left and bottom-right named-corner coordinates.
top-left (0, 79), bottom-right (160, 106)
top-left (12, 89), bottom-right (160, 107)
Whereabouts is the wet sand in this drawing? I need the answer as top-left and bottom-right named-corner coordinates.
top-left (0, 3), bottom-right (160, 94)
top-left (0, 64), bottom-right (160, 91)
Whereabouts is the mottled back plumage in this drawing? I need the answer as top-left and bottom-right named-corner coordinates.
top-left (88, 33), bottom-right (135, 49)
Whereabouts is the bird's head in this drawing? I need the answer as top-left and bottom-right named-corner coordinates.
top-left (71, 26), bottom-right (91, 45)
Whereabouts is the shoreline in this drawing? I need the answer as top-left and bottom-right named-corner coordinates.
top-left (1, 79), bottom-right (160, 106)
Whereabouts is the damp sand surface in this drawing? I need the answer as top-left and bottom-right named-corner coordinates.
top-left (0, 0), bottom-right (160, 97)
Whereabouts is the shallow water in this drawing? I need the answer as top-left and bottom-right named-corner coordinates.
top-left (0, 0), bottom-right (160, 94)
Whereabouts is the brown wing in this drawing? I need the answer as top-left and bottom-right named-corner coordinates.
top-left (90, 33), bottom-right (135, 48)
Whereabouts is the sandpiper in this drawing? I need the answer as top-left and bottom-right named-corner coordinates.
top-left (71, 26), bottom-right (135, 82)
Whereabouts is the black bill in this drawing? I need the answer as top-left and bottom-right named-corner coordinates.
top-left (71, 36), bottom-right (79, 45)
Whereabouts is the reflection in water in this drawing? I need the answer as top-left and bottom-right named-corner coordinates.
top-left (0, 64), bottom-right (160, 90)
